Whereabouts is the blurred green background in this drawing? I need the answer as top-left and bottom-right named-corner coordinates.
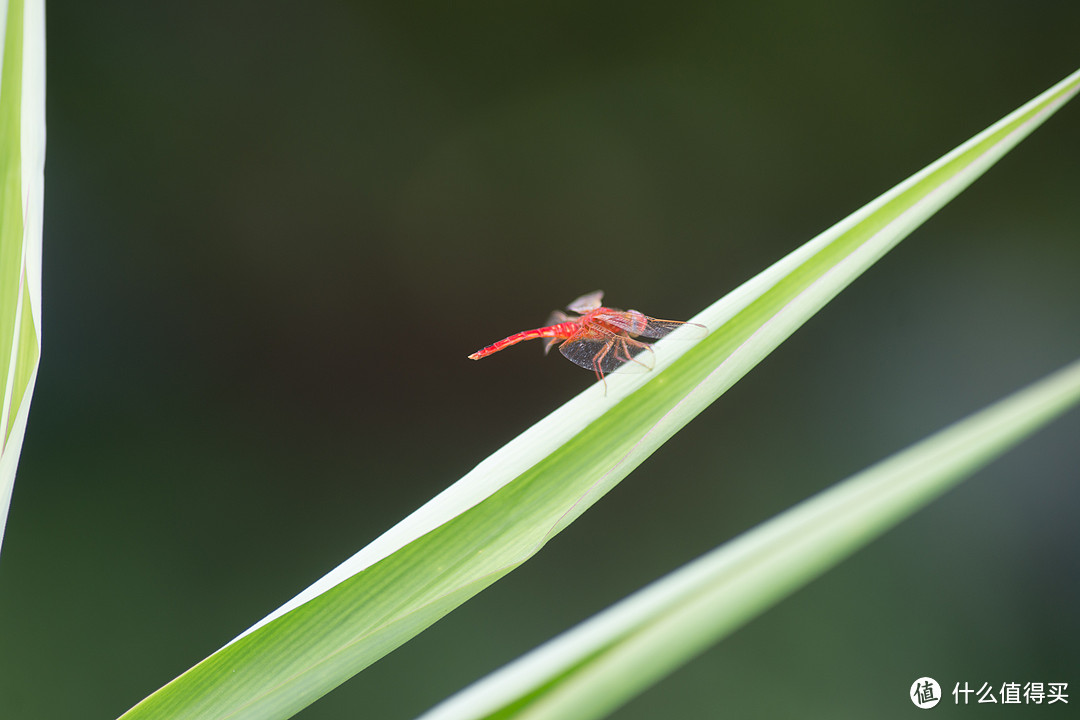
top-left (2, 1), bottom-right (1079, 718)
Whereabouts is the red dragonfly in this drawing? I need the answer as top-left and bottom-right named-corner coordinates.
top-left (468, 291), bottom-right (706, 387)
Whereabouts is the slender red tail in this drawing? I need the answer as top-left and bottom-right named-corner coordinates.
top-left (468, 324), bottom-right (574, 360)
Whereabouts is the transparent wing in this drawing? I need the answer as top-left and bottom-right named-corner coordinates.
top-left (591, 309), bottom-right (707, 340)
top-left (558, 333), bottom-right (656, 375)
top-left (542, 310), bottom-right (571, 355)
top-left (545, 310), bottom-right (571, 325)
top-left (566, 290), bottom-right (604, 314)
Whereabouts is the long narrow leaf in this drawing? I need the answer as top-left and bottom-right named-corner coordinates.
top-left (419, 357), bottom-right (1080, 720)
top-left (0, 0), bottom-right (45, 556)
top-left (119, 68), bottom-right (1080, 720)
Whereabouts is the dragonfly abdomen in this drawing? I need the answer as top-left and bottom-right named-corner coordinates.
top-left (468, 322), bottom-right (579, 360)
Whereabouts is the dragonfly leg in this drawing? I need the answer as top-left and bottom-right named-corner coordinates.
top-left (591, 341), bottom-right (614, 393)
top-left (616, 336), bottom-right (653, 371)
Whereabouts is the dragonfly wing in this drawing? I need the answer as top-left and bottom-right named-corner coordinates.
top-left (594, 310), bottom-right (706, 340)
top-left (559, 334), bottom-right (655, 375)
top-left (542, 310), bottom-right (571, 355)
top-left (545, 310), bottom-right (571, 325)
top-left (566, 290), bottom-right (604, 314)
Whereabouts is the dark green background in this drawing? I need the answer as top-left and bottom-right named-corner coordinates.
top-left (2, 2), bottom-right (1079, 718)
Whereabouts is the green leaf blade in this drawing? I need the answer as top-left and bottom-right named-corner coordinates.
top-left (0, 0), bottom-right (45, 555)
